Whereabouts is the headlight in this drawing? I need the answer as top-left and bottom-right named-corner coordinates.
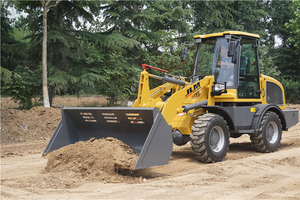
top-left (214, 83), bottom-right (226, 91)
top-left (211, 82), bottom-right (227, 96)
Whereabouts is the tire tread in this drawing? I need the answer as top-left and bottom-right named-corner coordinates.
top-left (190, 113), bottom-right (229, 163)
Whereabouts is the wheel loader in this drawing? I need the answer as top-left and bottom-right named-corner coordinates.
top-left (43, 31), bottom-right (299, 169)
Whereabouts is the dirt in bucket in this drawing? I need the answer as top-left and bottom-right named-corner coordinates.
top-left (42, 137), bottom-right (141, 183)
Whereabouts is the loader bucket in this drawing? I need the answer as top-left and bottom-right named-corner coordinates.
top-left (43, 107), bottom-right (173, 169)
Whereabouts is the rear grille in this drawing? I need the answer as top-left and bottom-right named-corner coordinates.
top-left (266, 81), bottom-right (284, 105)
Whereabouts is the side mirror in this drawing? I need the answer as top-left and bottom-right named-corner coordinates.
top-left (180, 47), bottom-right (188, 62)
top-left (228, 41), bottom-right (235, 57)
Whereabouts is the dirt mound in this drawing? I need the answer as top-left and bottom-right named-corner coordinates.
top-left (0, 95), bottom-right (109, 146)
top-left (1, 106), bottom-right (61, 144)
top-left (43, 137), bottom-right (140, 183)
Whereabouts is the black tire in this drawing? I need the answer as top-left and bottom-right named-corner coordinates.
top-left (190, 113), bottom-right (230, 163)
top-left (250, 111), bottom-right (282, 152)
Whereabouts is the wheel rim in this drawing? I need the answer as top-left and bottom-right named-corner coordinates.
top-left (266, 121), bottom-right (279, 144)
top-left (209, 126), bottom-right (225, 153)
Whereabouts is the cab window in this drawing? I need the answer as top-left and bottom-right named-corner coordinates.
top-left (211, 37), bottom-right (236, 89)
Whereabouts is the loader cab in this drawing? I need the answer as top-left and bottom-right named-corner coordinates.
top-left (193, 32), bottom-right (261, 100)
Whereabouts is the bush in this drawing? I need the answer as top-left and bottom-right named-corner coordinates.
top-left (96, 53), bottom-right (139, 106)
top-left (1, 66), bottom-right (42, 109)
top-left (280, 78), bottom-right (300, 103)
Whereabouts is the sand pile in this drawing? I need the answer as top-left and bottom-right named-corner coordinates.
top-left (43, 137), bottom-right (140, 183)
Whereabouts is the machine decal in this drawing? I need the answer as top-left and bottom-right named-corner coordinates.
top-left (185, 81), bottom-right (200, 98)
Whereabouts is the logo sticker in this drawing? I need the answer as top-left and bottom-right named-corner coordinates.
top-left (185, 81), bottom-right (200, 98)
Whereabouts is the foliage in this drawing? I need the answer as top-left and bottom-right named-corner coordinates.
top-left (280, 78), bottom-right (300, 103)
top-left (101, 0), bottom-right (193, 64)
top-left (1, 66), bottom-right (42, 109)
top-left (2, 0), bottom-right (300, 105)
top-left (260, 56), bottom-right (281, 79)
top-left (0, 67), bottom-right (12, 85)
top-left (191, 1), bottom-right (268, 36)
top-left (1, 3), bottom-right (28, 71)
top-left (14, 1), bottom-right (138, 104)
top-left (285, 0), bottom-right (300, 55)
top-left (96, 53), bottom-right (140, 106)
top-left (265, 0), bottom-right (300, 81)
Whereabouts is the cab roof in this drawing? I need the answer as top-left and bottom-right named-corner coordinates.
top-left (194, 31), bottom-right (260, 39)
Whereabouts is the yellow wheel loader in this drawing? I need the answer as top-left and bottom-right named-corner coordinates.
top-left (43, 31), bottom-right (299, 169)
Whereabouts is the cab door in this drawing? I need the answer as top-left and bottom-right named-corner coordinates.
top-left (238, 38), bottom-right (260, 99)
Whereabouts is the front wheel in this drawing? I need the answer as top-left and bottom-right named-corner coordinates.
top-left (250, 111), bottom-right (282, 152)
top-left (190, 113), bottom-right (230, 163)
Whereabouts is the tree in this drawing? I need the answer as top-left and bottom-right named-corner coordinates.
top-left (15, 1), bottom-right (139, 105)
top-left (265, 0), bottom-right (300, 81)
top-left (40, 0), bottom-right (62, 107)
top-left (93, 1), bottom-right (195, 96)
top-left (191, 0), bottom-right (268, 35)
top-left (7, 0), bottom-right (298, 104)
top-left (1, 2), bottom-right (15, 70)
top-left (101, 1), bottom-right (193, 65)
top-left (285, 0), bottom-right (300, 56)
top-left (96, 53), bottom-right (139, 105)
top-left (13, 0), bottom-right (62, 107)
top-left (1, 66), bottom-right (42, 109)
top-left (1, 2), bottom-right (28, 71)
top-left (0, 2), bottom-right (41, 109)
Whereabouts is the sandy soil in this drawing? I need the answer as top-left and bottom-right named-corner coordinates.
top-left (1, 97), bottom-right (300, 200)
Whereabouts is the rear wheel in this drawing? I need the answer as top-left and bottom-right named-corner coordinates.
top-left (190, 113), bottom-right (230, 163)
top-left (250, 111), bottom-right (282, 152)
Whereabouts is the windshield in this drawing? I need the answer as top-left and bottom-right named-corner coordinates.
top-left (194, 37), bottom-right (237, 89)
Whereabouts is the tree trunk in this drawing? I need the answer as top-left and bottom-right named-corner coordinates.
top-left (41, 0), bottom-right (61, 107)
top-left (42, 4), bottom-right (50, 108)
